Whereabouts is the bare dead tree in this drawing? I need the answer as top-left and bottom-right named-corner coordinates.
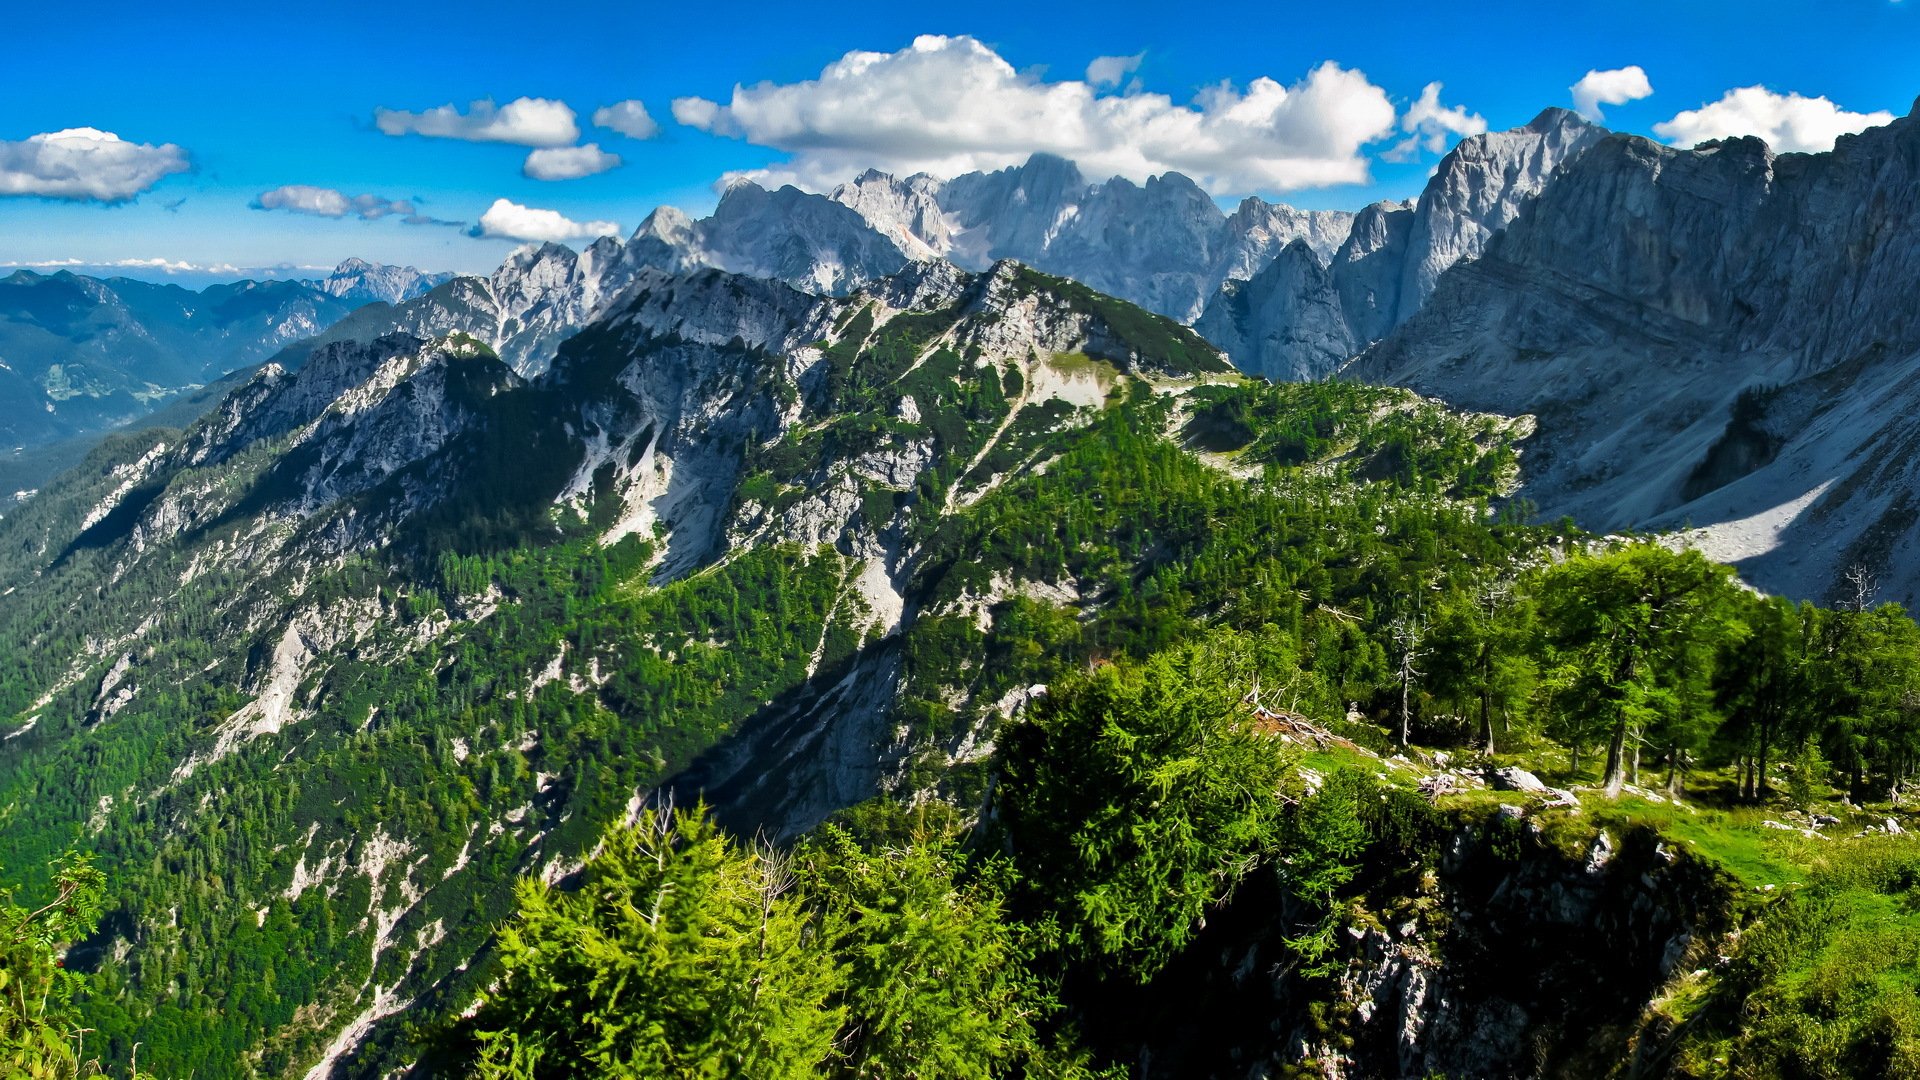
top-left (1389, 614), bottom-right (1429, 750)
top-left (1845, 563), bottom-right (1880, 613)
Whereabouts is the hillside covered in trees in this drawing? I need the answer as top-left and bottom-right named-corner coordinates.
top-left (1, 262), bottom-right (1918, 1077)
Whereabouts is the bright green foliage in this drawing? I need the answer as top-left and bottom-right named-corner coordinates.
top-left (456, 807), bottom-right (843, 1078)
top-left (1689, 838), bottom-right (1920, 1078)
top-left (451, 810), bottom-right (1049, 1079)
top-left (1424, 575), bottom-right (1537, 755)
top-left (798, 829), bottom-right (1040, 1079)
top-left (1278, 767), bottom-right (1371, 903)
top-left (1533, 543), bottom-right (1748, 795)
top-left (1, 852), bottom-right (107, 1079)
top-left (1808, 604), bottom-right (1920, 801)
top-left (1715, 596), bottom-right (1822, 800)
top-left (997, 634), bottom-right (1297, 978)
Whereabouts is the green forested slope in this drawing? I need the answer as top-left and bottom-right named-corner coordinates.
top-left (1, 263), bottom-right (1918, 1077)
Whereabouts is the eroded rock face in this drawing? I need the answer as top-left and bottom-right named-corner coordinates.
top-left (832, 155), bottom-right (1357, 322)
top-left (1194, 240), bottom-right (1356, 381)
top-left (1196, 109), bottom-right (1605, 378)
top-left (1350, 100), bottom-right (1920, 605)
top-left (1105, 817), bottom-right (1735, 1079)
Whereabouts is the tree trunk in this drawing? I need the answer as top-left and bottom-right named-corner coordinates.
top-left (1630, 740), bottom-right (1641, 787)
top-left (1479, 685), bottom-right (1494, 757)
top-left (1602, 715), bottom-right (1629, 798)
top-left (1398, 662), bottom-right (1413, 750)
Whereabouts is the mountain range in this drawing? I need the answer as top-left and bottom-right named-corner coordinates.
top-left (0, 260), bottom-right (450, 499)
top-left (9, 87), bottom-right (1920, 1075)
top-left (23, 94), bottom-right (1920, 612)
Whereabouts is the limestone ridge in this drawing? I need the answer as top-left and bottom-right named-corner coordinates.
top-left (1193, 240), bottom-right (1355, 381)
top-left (832, 154), bottom-right (1357, 321)
top-left (1195, 108), bottom-right (1606, 377)
top-left (1349, 99), bottom-right (1920, 605)
top-left (310, 259), bottom-right (454, 306)
top-left (0, 261), bottom-right (1230, 926)
top-left (273, 113), bottom-right (1599, 393)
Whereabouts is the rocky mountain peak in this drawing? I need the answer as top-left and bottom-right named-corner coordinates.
top-left (1522, 106), bottom-right (1588, 134)
top-left (634, 205), bottom-right (696, 243)
top-left (315, 259), bottom-right (452, 305)
top-left (1350, 95), bottom-right (1920, 604)
top-left (1195, 239), bottom-right (1353, 382)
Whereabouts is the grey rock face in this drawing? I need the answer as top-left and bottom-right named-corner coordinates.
top-left (1199, 110), bottom-right (1604, 380)
top-left (1350, 101), bottom-right (1920, 605)
top-left (1194, 241), bottom-right (1355, 381)
top-left (635, 181), bottom-right (916, 295)
top-left (831, 155), bottom-right (1357, 322)
top-left (1395, 108), bottom-right (1606, 322)
top-left (299, 185), bottom-right (917, 378)
top-left (312, 259), bottom-right (453, 306)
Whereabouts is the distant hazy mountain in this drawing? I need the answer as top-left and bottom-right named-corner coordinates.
top-left (310, 258), bottom-right (454, 306)
top-left (0, 270), bottom-right (356, 451)
top-left (0, 261), bottom-right (451, 491)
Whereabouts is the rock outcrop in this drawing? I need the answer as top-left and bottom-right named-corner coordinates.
top-left (1197, 109), bottom-right (1605, 375)
top-left (1194, 240), bottom-right (1355, 380)
top-left (1350, 99), bottom-right (1920, 605)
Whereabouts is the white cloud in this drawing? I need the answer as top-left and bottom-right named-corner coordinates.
top-left (1653, 86), bottom-right (1895, 153)
top-left (1383, 82), bottom-right (1486, 161)
top-left (252, 185), bottom-right (461, 227)
top-left (1570, 66), bottom-right (1654, 122)
top-left (1085, 53), bottom-right (1142, 89)
top-left (523, 144), bottom-right (622, 181)
top-left (375, 97), bottom-right (579, 148)
top-left (669, 34), bottom-right (1405, 194)
top-left (593, 100), bottom-right (660, 140)
top-left (254, 184), bottom-right (404, 219)
top-left (0, 128), bottom-right (189, 201)
top-left (1, 255), bottom-right (245, 272)
top-left (468, 198), bottom-right (620, 243)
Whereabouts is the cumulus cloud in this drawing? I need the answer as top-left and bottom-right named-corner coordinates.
top-left (468, 198), bottom-right (621, 243)
top-left (1383, 82), bottom-right (1486, 161)
top-left (523, 144), bottom-right (622, 180)
top-left (375, 97), bottom-right (579, 148)
top-left (1653, 86), bottom-right (1895, 153)
top-left (593, 100), bottom-right (660, 140)
top-left (0, 128), bottom-right (189, 201)
top-left (1085, 53), bottom-right (1142, 88)
top-left (669, 34), bottom-right (1408, 194)
top-left (251, 184), bottom-right (459, 227)
top-left (1570, 66), bottom-right (1654, 122)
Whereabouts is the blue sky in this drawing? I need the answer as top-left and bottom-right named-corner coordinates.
top-left (3, 0), bottom-right (1916, 283)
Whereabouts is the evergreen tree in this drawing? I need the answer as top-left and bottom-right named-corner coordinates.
top-left (1533, 544), bottom-right (1747, 797)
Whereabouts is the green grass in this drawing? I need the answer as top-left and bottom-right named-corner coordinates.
top-left (1593, 796), bottom-right (1809, 890)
